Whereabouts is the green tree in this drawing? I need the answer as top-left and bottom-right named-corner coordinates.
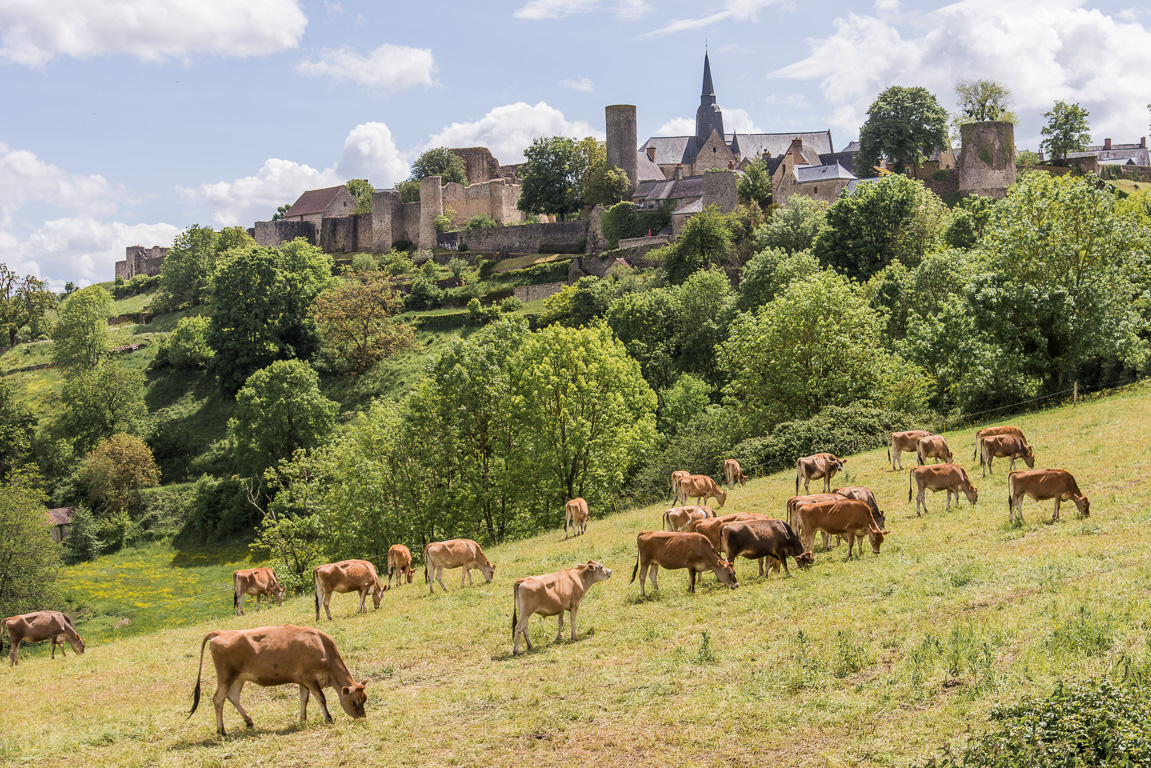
top-left (606, 288), bottom-right (680, 391)
top-left (155, 224), bottom-right (218, 310)
top-left (82, 433), bottom-right (161, 516)
top-left (858, 86), bottom-right (950, 174)
top-left (51, 285), bottom-right (113, 372)
top-left (0, 377), bottom-right (36, 482)
top-left (736, 248), bottom-right (821, 312)
top-left (1040, 101), bottom-right (1092, 163)
top-left (951, 79), bottom-right (1017, 143)
top-left (309, 272), bottom-right (412, 373)
top-left (271, 203), bottom-right (291, 221)
top-left (396, 179), bottom-right (421, 204)
top-left (345, 179), bottom-right (373, 215)
top-left (160, 315), bottom-right (214, 369)
top-left (518, 136), bottom-right (581, 220)
top-left (664, 204), bottom-right (734, 284)
top-left (736, 155), bottom-right (773, 208)
top-left (673, 267), bottom-right (732, 384)
top-left (0, 266), bottom-right (56, 346)
top-left (60, 363), bottom-right (148, 452)
top-left (582, 165), bottom-right (630, 211)
top-left (754, 195), bottom-right (827, 254)
top-left (942, 194), bottom-right (997, 250)
top-left (658, 374), bottom-right (712, 435)
top-left (228, 360), bottom-right (338, 480)
top-left (409, 148), bottom-right (469, 187)
top-left (0, 472), bottom-right (62, 618)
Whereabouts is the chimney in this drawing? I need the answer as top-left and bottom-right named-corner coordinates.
top-left (789, 137), bottom-right (804, 160)
top-left (1104, 138), bottom-right (1112, 149)
top-left (646, 146), bottom-right (657, 162)
top-left (728, 160), bottom-right (735, 169)
top-left (675, 163), bottom-right (683, 180)
top-left (1142, 137), bottom-right (1147, 149)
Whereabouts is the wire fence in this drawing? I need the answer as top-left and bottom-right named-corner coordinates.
top-left (939, 376), bottom-right (1144, 433)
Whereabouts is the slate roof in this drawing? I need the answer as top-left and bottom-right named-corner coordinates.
top-left (1066, 146), bottom-right (1150, 166)
top-left (46, 507), bottom-right (76, 526)
top-left (795, 162), bottom-right (856, 183)
top-left (819, 151), bottom-right (858, 175)
top-left (639, 130), bottom-right (835, 168)
top-left (283, 186), bottom-right (347, 218)
top-left (634, 151), bottom-right (666, 182)
top-left (675, 198), bottom-right (704, 215)
top-left (633, 176), bottom-right (704, 205)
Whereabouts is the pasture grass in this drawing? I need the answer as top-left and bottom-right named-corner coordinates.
top-left (1, 383), bottom-right (1151, 766)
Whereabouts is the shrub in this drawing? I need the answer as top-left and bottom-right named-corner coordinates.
top-left (377, 249), bottom-right (414, 277)
top-left (466, 213), bottom-right (498, 230)
top-left (177, 475), bottom-right (261, 545)
top-left (466, 298), bottom-right (500, 326)
top-left (500, 296), bottom-right (523, 313)
top-left (447, 257), bottom-right (468, 281)
top-left (477, 258), bottom-right (495, 279)
top-left (930, 168), bottom-right (952, 181)
top-left (434, 214), bottom-right (453, 232)
top-left (82, 433), bottom-right (161, 517)
top-left (166, 315), bottom-right (213, 369)
top-left (350, 253), bottom-right (376, 272)
top-left (404, 277), bottom-right (443, 311)
top-left (411, 249), bottom-right (434, 266)
top-left (64, 504), bottom-right (104, 562)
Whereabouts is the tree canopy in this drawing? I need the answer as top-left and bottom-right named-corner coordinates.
top-left (345, 179), bottom-right (373, 215)
top-left (1040, 101), bottom-right (1091, 163)
top-left (858, 85), bottom-right (950, 174)
top-left (664, 204), bottom-right (734, 284)
top-left (410, 148), bottom-right (468, 187)
top-left (51, 285), bottom-right (113, 372)
top-left (82, 433), bottom-right (161, 516)
top-left (0, 473), bottom-right (61, 618)
top-left (517, 136), bottom-right (582, 220)
top-left (0, 265), bottom-right (55, 346)
top-left (309, 272), bottom-right (412, 373)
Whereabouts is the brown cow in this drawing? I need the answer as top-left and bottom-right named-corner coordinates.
top-left (832, 486), bottom-right (885, 527)
top-left (693, 512), bottom-right (770, 555)
top-left (723, 459), bottom-right (748, 489)
top-left (2, 611), bottom-right (85, 666)
top-left (916, 435), bottom-right (954, 465)
top-left (1008, 469), bottom-right (1089, 523)
top-left (889, 429), bottom-right (933, 470)
top-left (662, 505), bottom-right (717, 532)
top-left (972, 425), bottom-right (1026, 461)
top-left (676, 474), bottom-right (728, 508)
top-left (564, 498), bottom-right (589, 539)
top-left (630, 531), bottom-right (738, 595)
top-left (313, 560), bottom-right (385, 621)
top-left (669, 470), bottom-right (690, 501)
top-left (386, 545), bottom-right (414, 588)
top-left (188, 624), bottom-right (368, 736)
top-left (795, 453), bottom-right (845, 494)
top-left (786, 492), bottom-right (845, 529)
top-left (793, 499), bottom-right (890, 559)
top-left (908, 464), bottom-right (978, 516)
top-left (233, 567), bottom-right (285, 616)
top-left (980, 434), bottom-right (1035, 477)
top-left (722, 519), bottom-right (813, 577)
top-left (424, 539), bottom-right (495, 594)
top-left (511, 561), bottom-right (612, 655)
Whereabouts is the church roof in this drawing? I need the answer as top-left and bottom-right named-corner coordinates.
top-left (795, 162), bottom-right (856, 183)
top-left (701, 52), bottom-right (715, 99)
top-left (634, 151), bottom-right (666, 182)
top-left (640, 131), bottom-right (835, 168)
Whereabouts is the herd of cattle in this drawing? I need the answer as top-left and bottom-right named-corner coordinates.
top-left (2, 424), bottom-right (1093, 736)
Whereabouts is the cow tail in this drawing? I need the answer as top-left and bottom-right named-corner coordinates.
top-left (188, 631), bottom-right (218, 719)
top-left (1007, 472), bottom-right (1014, 514)
top-left (795, 461), bottom-right (800, 495)
top-left (233, 572), bottom-right (239, 611)
top-left (887, 435), bottom-right (891, 465)
top-left (313, 568), bottom-right (321, 621)
top-left (662, 511), bottom-right (669, 531)
top-left (630, 554), bottom-right (639, 584)
top-left (908, 468), bottom-right (913, 503)
top-left (0, 621), bottom-right (5, 658)
top-left (511, 581), bottom-right (520, 643)
top-left (423, 543), bottom-right (431, 585)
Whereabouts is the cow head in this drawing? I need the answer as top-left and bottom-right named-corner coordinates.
top-left (714, 559), bottom-right (739, 588)
top-left (404, 566), bottom-right (414, 584)
top-left (836, 458), bottom-right (846, 471)
top-left (479, 559), bottom-right (495, 583)
top-left (1022, 445), bottom-right (1036, 469)
top-left (963, 482), bottom-right (979, 505)
top-left (867, 527), bottom-right (889, 555)
top-left (371, 580), bottom-right (385, 609)
top-left (872, 510), bottom-right (887, 530)
top-left (738, 473), bottom-right (748, 486)
top-left (582, 560), bottom-right (613, 584)
top-left (69, 633), bottom-right (86, 655)
top-left (794, 551), bottom-right (815, 568)
top-left (274, 584), bottom-right (286, 607)
top-left (715, 489), bottom-right (728, 508)
top-left (1074, 494), bottom-right (1090, 517)
top-left (338, 679), bottom-right (370, 720)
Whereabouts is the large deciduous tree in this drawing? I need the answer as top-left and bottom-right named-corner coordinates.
top-left (60, 363), bottom-right (148, 452)
top-left (409, 148), bottom-right (469, 187)
top-left (0, 265), bottom-right (55, 346)
top-left (345, 179), bottom-right (373, 215)
top-left (753, 195), bottom-right (827, 255)
top-left (0, 473), bottom-right (62, 618)
top-left (517, 136), bottom-right (582, 220)
top-left (858, 85), bottom-right (950, 174)
top-left (664, 204), bottom-right (734, 284)
top-left (82, 433), bottom-right (161, 516)
top-left (0, 377), bottom-right (36, 482)
top-left (51, 285), bottom-right (113, 372)
top-left (736, 155), bottom-right (773, 208)
top-left (951, 79), bottom-right (1017, 143)
top-left (1040, 101), bottom-right (1092, 163)
top-left (309, 272), bottom-right (411, 373)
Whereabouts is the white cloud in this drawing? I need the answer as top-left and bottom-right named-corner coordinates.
top-left (657, 117), bottom-right (695, 135)
top-left (419, 102), bottom-right (603, 164)
top-left (0, 0), bottom-right (307, 67)
top-left (295, 44), bottom-right (437, 92)
top-left (561, 77), bottom-right (595, 92)
top-left (643, 0), bottom-right (790, 37)
top-left (338, 123), bottom-right (411, 186)
top-left (0, 143), bottom-right (119, 225)
top-left (656, 108), bottom-right (760, 136)
top-left (514, 0), bottom-right (650, 19)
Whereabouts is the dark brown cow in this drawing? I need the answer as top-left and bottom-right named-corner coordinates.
top-left (424, 539), bottom-right (495, 594)
top-left (386, 545), bottom-right (414, 588)
top-left (564, 497), bottom-right (589, 539)
top-left (233, 567), bottom-right (285, 616)
top-left (188, 624), bottom-right (368, 736)
top-left (889, 430), bottom-right (933, 470)
top-left (676, 474), bottom-right (728, 508)
top-left (2, 611), bottom-right (85, 666)
top-left (723, 459), bottom-right (748, 489)
top-left (795, 453), bottom-right (845, 494)
top-left (916, 435), bottom-right (954, 465)
top-left (1008, 469), bottom-right (1089, 523)
top-left (793, 499), bottom-right (890, 559)
top-left (630, 531), bottom-right (738, 595)
top-left (722, 519), bottom-right (813, 577)
top-left (313, 560), bottom-right (385, 621)
top-left (511, 561), bottom-right (612, 655)
top-left (980, 434), bottom-right (1035, 477)
top-left (908, 464), bottom-right (978, 516)
top-left (662, 505), bottom-right (717, 532)
top-left (972, 425), bottom-right (1026, 461)
top-left (693, 512), bottom-right (770, 555)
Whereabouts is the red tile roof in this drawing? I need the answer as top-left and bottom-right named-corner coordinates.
top-left (283, 186), bottom-right (346, 218)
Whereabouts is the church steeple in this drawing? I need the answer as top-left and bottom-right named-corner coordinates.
top-left (695, 52), bottom-right (724, 144)
top-left (701, 51), bottom-right (716, 101)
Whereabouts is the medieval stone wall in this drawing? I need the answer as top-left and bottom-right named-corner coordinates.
top-left (442, 179), bottom-right (524, 227)
top-left (958, 122), bottom-right (1016, 198)
top-left (702, 169), bottom-right (738, 212)
top-left (457, 220), bottom-right (589, 254)
top-left (514, 281), bottom-right (569, 303)
top-left (253, 220), bottom-right (314, 248)
top-left (606, 105), bottom-right (638, 197)
top-left (115, 246), bottom-right (168, 280)
top-left (692, 131), bottom-right (737, 175)
top-left (450, 147), bottom-right (504, 184)
top-left (320, 213), bottom-right (374, 253)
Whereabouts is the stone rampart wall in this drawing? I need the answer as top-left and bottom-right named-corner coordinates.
top-left (320, 213), bottom-right (374, 253)
top-left (457, 220), bottom-right (589, 254)
top-left (442, 179), bottom-right (523, 226)
top-left (514, 281), bottom-right (569, 303)
top-left (253, 220), bottom-right (315, 248)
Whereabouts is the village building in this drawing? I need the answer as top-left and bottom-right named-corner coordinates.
top-left (1067, 137), bottom-right (1149, 167)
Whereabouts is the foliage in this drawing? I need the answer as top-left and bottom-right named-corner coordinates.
top-left (0, 377), bottom-right (36, 482)
top-left (606, 288), bottom-right (680, 390)
top-left (736, 247), bottom-right (821, 312)
top-left (51, 285), bottom-right (113, 372)
top-left (178, 474), bottom-right (259, 545)
top-left (754, 195), bottom-right (827, 254)
top-left (673, 268), bottom-right (732, 384)
top-left (0, 265), bottom-right (55, 346)
top-left (951, 78), bottom-right (1017, 144)
top-left (1016, 149), bottom-right (1043, 168)
top-left (518, 135), bottom-right (582, 220)
top-left (396, 179), bottom-right (420, 203)
top-left (409, 147), bottom-right (469, 187)
top-left (63, 504), bottom-right (104, 562)
top-left (60, 363), bottom-right (149, 452)
top-left (601, 201), bottom-right (638, 247)
top-left (434, 214), bottom-right (453, 232)
top-left (310, 272), bottom-right (411, 373)
top-left (736, 155), bottom-right (773, 208)
top-left (583, 165), bottom-right (630, 211)
top-left (82, 433), bottom-right (161, 517)
top-left (658, 374), bottom-right (712, 435)
top-left (377, 249), bottom-right (414, 276)
top-left (227, 360), bottom-right (338, 480)
top-left (943, 194), bottom-right (997, 250)
top-left (345, 178), bottom-right (373, 214)
top-left (466, 213), bottom-right (498, 230)
top-left (1041, 101), bottom-right (1092, 163)
top-left (813, 174), bottom-right (947, 280)
top-left (664, 204), bottom-right (734, 284)
top-left (868, 249), bottom-right (979, 342)
top-left (858, 85), bottom-right (950, 174)
top-left (350, 253), bottom-right (376, 273)
top-left (154, 315), bottom-right (213, 369)
top-left (271, 203), bottom-right (290, 221)
top-left (0, 473), bottom-right (61, 618)
top-left (155, 225), bottom-right (256, 312)
top-left (404, 274), bottom-right (444, 311)
top-left (447, 258), bottom-right (468, 282)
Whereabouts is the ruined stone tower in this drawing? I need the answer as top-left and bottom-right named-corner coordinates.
top-left (418, 176), bottom-right (443, 251)
top-left (605, 104), bottom-right (638, 199)
top-left (959, 121), bottom-right (1016, 199)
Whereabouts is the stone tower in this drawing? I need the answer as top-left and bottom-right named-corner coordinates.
top-left (418, 175), bottom-right (443, 251)
top-left (605, 104), bottom-right (638, 199)
top-left (958, 121), bottom-right (1016, 198)
top-left (695, 52), bottom-right (725, 144)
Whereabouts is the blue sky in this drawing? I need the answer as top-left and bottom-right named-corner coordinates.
top-left (2, 0), bottom-right (1150, 287)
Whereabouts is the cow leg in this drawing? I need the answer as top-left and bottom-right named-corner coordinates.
top-left (688, 568), bottom-right (696, 593)
top-left (555, 611), bottom-right (565, 643)
top-left (50, 637), bottom-right (57, 658)
top-left (569, 604), bottom-right (579, 641)
top-left (9, 638), bottom-right (20, 666)
top-left (436, 567), bottom-right (449, 593)
top-left (322, 591), bottom-right (334, 621)
top-left (213, 680), bottom-right (230, 735)
top-left (237, 594), bottom-right (245, 616)
top-left (917, 489), bottom-right (926, 516)
top-left (945, 490), bottom-right (952, 512)
top-left (358, 588), bottom-right (367, 614)
top-left (1053, 498), bottom-right (1061, 522)
top-left (649, 564), bottom-right (660, 593)
top-left (308, 682), bottom-right (333, 723)
top-left (299, 684), bottom-right (311, 722)
top-left (757, 557), bottom-right (765, 577)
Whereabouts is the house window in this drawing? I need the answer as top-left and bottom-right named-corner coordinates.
top-left (814, 186), bottom-right (818, 194)
top-left (713, 147), bottom-right (717, 153)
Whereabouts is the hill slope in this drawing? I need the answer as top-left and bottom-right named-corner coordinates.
top-left (2, 384), bottom-right (1150, 766)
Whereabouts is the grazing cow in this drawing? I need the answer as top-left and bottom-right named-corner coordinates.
top-left (424, 539), bottom-right (495, 594)
top-left (908, 465), bottom-right (978, 516)
top-left (693, 512), bottom-right (771, 555)
top-left (723, 459), bottom-right (748, 489)
top-left (386, 545), bottom-right (414, 588)
top-left (722, 519), bottom-right (813, 577)
top-left (188, 624), bottom-right (368, 736)
top-left (313, 560), bottom-right (385, 621)
top-left (795, 454), bottom-right (845, 494)
top-left (786, 493), bottom-right (845, 528)
top-left (662, 505), bottom-right (717, 532)
top-left (832, 487), bottom-right (886, 529)
top-left (973, 425), bottom-right (1026, 461)
top-left (889, 430), bottom-right (933, 470)
top-left (669, 470), bottom-right (690, 501)
top-left (980, 434), bottom-right (1035, 477)
top-left (1008, 469), bottom-right (1089, 523)
top-left (793, 499), bottom-right (890, 559)
top-left (564, 498), bottom-right (589, 539)
top-left (2, 611), bottom-right (85, 666)
top-left (916, 435), bottom-right (954, 465)
top-left (233, 567), bottom-right (285, 617)
top-left (511, 561), bottom-right (612, 655)
top-left (630, 531), bottom-right (738, 595)
top-left (676, 474), bottom-right (728, 508)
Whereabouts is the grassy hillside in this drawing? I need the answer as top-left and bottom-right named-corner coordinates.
top-left (1, 383), bottom-right (1149, 766)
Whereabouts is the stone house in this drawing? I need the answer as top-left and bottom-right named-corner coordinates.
top-left (280, 186), bottom-right (358, 242)
top-left (1067, 137), bottom-right (1149, 167)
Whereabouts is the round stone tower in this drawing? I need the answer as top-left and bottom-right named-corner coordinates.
top-left (959, 121), bottom-right (1016, 198)
top-left (605, 104), bottom-right (638, 199)
top-left (418, 175), bottom-right (443, 251)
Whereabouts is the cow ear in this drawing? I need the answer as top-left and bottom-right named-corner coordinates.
top-left (360, 678), bottom-right (369, 687)
top-left (342, 686), bottom-right (352, 695)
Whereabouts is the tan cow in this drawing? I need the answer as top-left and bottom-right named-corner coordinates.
top-left (889, 430), bottom-right (933, 470)
top-left (676, 474), bottom-right (728, 508)
top-left (313, 560), bottom-right (385, 621)
top-left (386, 545), bottom-right (414, 588)
top-left (723, 459), bottom-right (748, 489)
top-left (1008, 469), bottom-right (1089, 523)
top-left (908, 464), bottom-right (978, 516)
top-left (795, 453), bottom-right (845, 494)
top-left (832, 486), bottom-right (884, 527)
top-left (2, 611), bottom-right (85, 666)
top-left (233, 567), bottom-right (285, 616)
top-left (669, 470), bottom-right (690, 501)
top-left (564, 498), bottom-right (589, 539)
top-left (630, 531), bottom-right (738, 595)
top-left (424, 539), bottom-right (495, 594)
top-left (511, 561), bottom-right (613, 655)
top-left (188, 624), bottom-right (368, 736)
top-left (980, 434), bottom-right (1035, 477)
top-left (916, 435), bottom-right (954, 465)
top-left (792, 499), bottom-right (891, 559)
top-left (662, 505), bottom-right (717, 532)
top-left (972, 425), bottom-right (1026, 461)
top-left (693, 512), bottom-right (770, 555)
top-left (786, 492), bottom-right (845, 528)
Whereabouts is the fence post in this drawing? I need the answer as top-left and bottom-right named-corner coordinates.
top-left (1073, 381), bottom-right (1078, 407)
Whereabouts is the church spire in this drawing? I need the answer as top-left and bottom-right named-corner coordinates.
top-left (695, 51), bottom-right (724, 143)
top-left (701, 51), bottom-right (715, 100)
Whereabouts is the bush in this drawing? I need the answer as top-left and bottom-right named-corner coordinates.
top-left (930, 168), bottom-right (952, 181)
top-left (434, 214), bottom-right (453, 232)
top-left (477, 258), bottom-right (495, 279)
top-left (411, 249), bottom-right (434, 266)
top-left (404, 277), bottom-right (444, 311)
top-left (377, 249), bottom-right (414, 277)
top-left (466, 213), bottom-right (498, 230)
top-left (166, 315), bottom-right (213, 368)
top-left (500, 296), bottom-right (523, 313)
top-left (391, 239), bottom-right (414, 252)
top-left (350, 253), bottom-right (376, 272)
top-left (64, 504), bottom-right (103, 562)
top-left (137, 484), bottom-right (194, 538)
top-left (176, 475), bottom-right (261, 545)
top-left (114, 273), bottom-right (159, 299)
top-left (447, 257), bottom-right (469, 281)
top-left (465, 298), bottom-right (500, 326)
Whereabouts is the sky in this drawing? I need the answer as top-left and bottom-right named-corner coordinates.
top-left (2, 0), bottom-right (1150, 288)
